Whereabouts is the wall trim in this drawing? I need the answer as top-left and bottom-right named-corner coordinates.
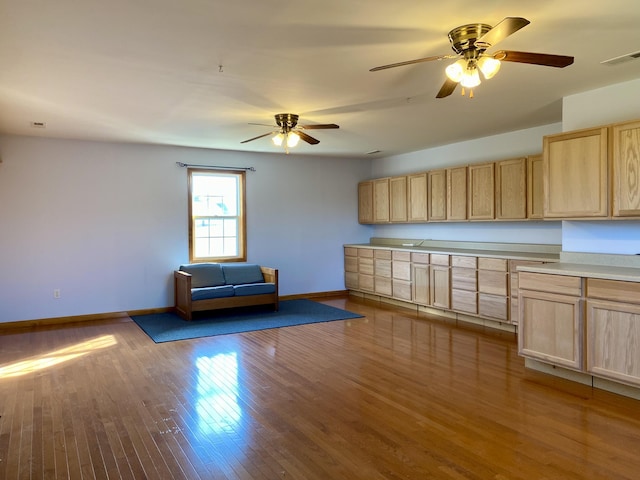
top-left (0, 292), bottom-right (349, 331)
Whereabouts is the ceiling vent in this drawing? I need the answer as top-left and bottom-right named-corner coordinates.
top-left (601, 50), bottom-right (640, 66)
top-left (30, 121), bottom-right (47, 128)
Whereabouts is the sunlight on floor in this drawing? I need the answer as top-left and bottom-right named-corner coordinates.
top-left (0, 334), bottom-right (117, 378)
top-left (196, 352), bottom-right (242, 435)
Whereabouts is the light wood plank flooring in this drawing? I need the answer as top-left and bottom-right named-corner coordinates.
top-left (1, 296), bottom-right (640, 479)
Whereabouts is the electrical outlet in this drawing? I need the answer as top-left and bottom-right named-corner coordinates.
top-left (53, 289), bottom-right (61, 299)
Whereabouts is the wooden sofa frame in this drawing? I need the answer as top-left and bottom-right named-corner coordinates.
top-left (174, 266), bottom-right (279, 321)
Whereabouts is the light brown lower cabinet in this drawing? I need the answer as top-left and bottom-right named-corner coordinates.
top-left (412, 252), bottom-right (430, 305)
top-left (430, 263), bottom-right (451, 309)
top-left (587, 299), bottom-right (640, 387)
top-left (586, 277), bottom-right (640, 387)
top-left (518, 289), bottom-right (584, 370)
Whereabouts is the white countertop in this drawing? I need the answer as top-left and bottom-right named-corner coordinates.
top-left (517, 262), bottom-right (640, 282)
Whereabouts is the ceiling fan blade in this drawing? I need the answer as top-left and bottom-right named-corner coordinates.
top-left (240, 131), bottom-right (276, 144)
top-left (493, 50), bottom-right (574, 68)
top-left (248, 122), bottom-right (277, 127)
top-left (297, 131), bottom-right (320, 145)
top-left (436, 78), bottom-right (458, 98)
top-left (299, 123), bottom-right (340, 129)
top-left (370, 54), bottom-right (451, 72)
top-left (476, 17), bottom-right (530, 48)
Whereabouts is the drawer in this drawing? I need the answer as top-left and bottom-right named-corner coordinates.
top-left (519, 272), bottom-right (582, 296)
top-left (587, 278), bottom-right (640, 304)
top-left (375, 259), bottom-right (392, 277)
top-left (358, 257), bottom-right (374, 275)
top-left (344, 247), bottom-right (358, 257)
top-left (375, 249), bottom-right (392, 260)
top-left (375, 276), bottom-right (392, 296)
top-left (359, 274), bottom-right (374, 292)
top-left (393, 279), bottom-right (412, 301)
top-left (451, 255), bottom-right (477, 268)
top-left (392, 250), bottom-right (411, 262)
top-left (393, 261), bottom-right (411, 281)
top-left (345, 272), bottom-right (358, 289)
top-left (411, 252), bottom-right (430, 264)
top-left (358, 248), bottom-right (374, 258)
top-left (478, 257), bottom-right (507, 272)
top-left (451, 267), bottom-right (477, 291)
top-left (452, 289), bottom-right (478, 314)
top-left (345, 256), bottom-right (358, 272)
top-left (479, 293), bottom-right (508, 321)
top-left (478, 270), bottom-right (508, 295)
top-left (430, 254), bottom-right (450, 266)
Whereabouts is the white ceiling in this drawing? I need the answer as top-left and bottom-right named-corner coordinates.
top-left (2, 0), bottom-right (640, 158)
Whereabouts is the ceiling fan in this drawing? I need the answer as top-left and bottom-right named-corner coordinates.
top-left (370, 17), bottom-right (574, 98)
top-left (241, 113), bottom-right (339, 152)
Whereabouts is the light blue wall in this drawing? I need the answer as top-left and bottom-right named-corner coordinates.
top-left (0, 136), bottom-right (373, 323)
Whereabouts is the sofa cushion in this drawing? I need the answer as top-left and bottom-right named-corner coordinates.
top-left (221, 263), bottom-right (264, 285)
top-left (191, 285), bottom-right (235, 301)
top-left (233, 283), bottom-right (276, 296)
top-left (180, 263), bottom-right (226, 288)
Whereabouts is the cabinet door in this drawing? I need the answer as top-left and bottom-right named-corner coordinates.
top-left (358, 181), bottom-right (374, 224)
top-left (447, 166), bottom-right (467, 221)
top-left (389, 176), bottom-right (408, 222)
top-left (428, 170), bottom-right (447, 221)
top-left (527, 154), bottom-right (544, 219)
top-left (373, 178), bottom-right (390, 223)
top-left (586, 299), bottom-right (640, 387)
top-left (407, 172), bottom-right (428, 222)
top-left (543, 127), bottom-right (609, 218)
top-left (612, 119), bottom-right (640, 217)
top-left (412, 264), bottom-right (430, 306)
top-left (468, 162), bottom-right (495, 220)
top-left (496, 157), bottom-right (527, 220)
top-left (430, 264), bottom-right (450, 309)
top-left (519, 289), bottom-right (583, 370)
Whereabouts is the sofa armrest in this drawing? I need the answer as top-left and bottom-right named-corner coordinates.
top-left (260, 266), bottom-right (278, 286)
top-left (174, 270), bottom-right (193, 320)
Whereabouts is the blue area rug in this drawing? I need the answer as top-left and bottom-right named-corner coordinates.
top-left (131, 299), bottom-right (363, 343)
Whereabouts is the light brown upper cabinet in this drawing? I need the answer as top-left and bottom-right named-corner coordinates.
top-left (373, 178), bottom-right (390, 223)
top-left (447, 166), bottom-right (467, 221)
top-left (358, 181), bottom-right (373, 224)
top-left (407, 172), bottom-right (428, 222)
top-left (527, 154), bottom-right (544, 219)
top-left (389, 176), bottom-right (408, 222)
top-left (543, 127), bottom-right (609, 218)
top-left (468, 162), bottom-right (495, 220)
top-left (612, 119), bottom-right (640, 217)
top-left (495, 157), bottom-right (527, 220)
top-left (428, 169), bottom-right (447, 221)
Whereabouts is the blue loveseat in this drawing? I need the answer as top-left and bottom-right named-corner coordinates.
top-left (174, 263), bottom-right (279, 320)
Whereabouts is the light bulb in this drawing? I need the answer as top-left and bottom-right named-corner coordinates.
top-left (272, 133), bottom-right (284, 146)
top-left (445, 59), bottom-right (467, 83)
top-left (460, 67), bottom-right (481, 88)
top-left (477, 56), bottom-right (501, 79)
top-left (287, 132), bottom-right (300, 148)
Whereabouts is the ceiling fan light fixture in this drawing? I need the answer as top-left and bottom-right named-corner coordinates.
top-left (272, 132), bottom-right (285, 146)
top-left (286, 132), bottom-right (300, 148)
top-left (445, 58), bottom-right (467, 82)
top-left (460, 67), bottom-right (481, 88)
top-left (477, 56), bottom-right (501, 79)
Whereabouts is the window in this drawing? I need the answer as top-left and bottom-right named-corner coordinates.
top-left (188, 169), bottom-right (246, 262)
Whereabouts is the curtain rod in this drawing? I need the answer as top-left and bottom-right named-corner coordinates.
top-left (176, 162), bottom-right (256, 172)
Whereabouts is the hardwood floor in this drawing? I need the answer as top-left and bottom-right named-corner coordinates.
top-left (1, 296), bottom-right (639, 479)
